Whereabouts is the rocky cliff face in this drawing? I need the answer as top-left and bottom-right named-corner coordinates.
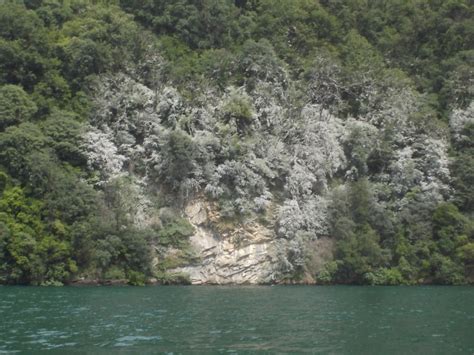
top-left (168, 200), bottom-right (279, 284)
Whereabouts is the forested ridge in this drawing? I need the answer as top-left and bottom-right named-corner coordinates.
top-left (0, 0), bottom-right (472, 286)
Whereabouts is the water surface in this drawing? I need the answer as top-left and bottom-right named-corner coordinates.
top-left (0, 286), bottom-right (473, 353)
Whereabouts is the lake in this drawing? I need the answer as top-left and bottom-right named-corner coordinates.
top-left (0, 286), bottom-right (473, 353)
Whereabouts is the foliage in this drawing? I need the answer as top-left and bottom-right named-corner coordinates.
top-left (153, 271), bottom-right (191, 285)
top-left (127, 270), bottom-right (146, 286)
top-left (0, 1), bottom-right (472, 285)
top-left (0, 186), bottom-right (77, 285)
top-left (0, 85), bottom-right (37, 130)
top-left (365, 268), bottom-right (405, 286)
top-left (158, 217), bottom-right (194, 247)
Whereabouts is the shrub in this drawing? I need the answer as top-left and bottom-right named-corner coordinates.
top-left (317, 261), bottom-right (339, 284)
top-left (103, 266), bottom-right (126, 280)
top-left (127, 270), bottom-right (146, 286)
top-left (365, 268), bottom-right (404, 285)
top-left (158, 217), bottom-right (194, 247)
top-left (154, 271), bottom-right (191, 285)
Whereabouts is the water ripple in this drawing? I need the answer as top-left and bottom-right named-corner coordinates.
top-left (0, 286), bottom-right (473, 353)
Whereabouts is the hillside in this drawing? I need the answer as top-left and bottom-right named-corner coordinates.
top-left (0, 0), bottom-right (472, 285)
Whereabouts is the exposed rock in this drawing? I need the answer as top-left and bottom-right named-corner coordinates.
top-left (171, 236), bottom-right (277, 285)
top-left (185, 200), bottom-right (208, 226)
top-left (169, 201), bottom-right (280, 284)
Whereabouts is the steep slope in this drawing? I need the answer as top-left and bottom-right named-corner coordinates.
top-left (0, 1), bottom-right (472, 285)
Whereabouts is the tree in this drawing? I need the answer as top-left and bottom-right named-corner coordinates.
top-left (335, 224), bottom-right (387, 284)
top-left (0, 85), bottom-right (37, 130)
top-left (154, 129), bottom-right (199, 190)
top-left (60, 38), bottom-right (110, 89)
top-left (0, 123), bottom-right (51, 187)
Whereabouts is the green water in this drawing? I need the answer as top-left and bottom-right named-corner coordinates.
top-left (0, 286), bottom-right (473, 354)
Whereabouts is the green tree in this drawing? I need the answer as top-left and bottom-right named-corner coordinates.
top-left (335, 224), bottom-right (387, 284)
top-left (0, 85), bottom-right (37, 130)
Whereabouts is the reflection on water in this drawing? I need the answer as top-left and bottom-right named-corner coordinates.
top-left (0, 286), bottom-right (473, 353)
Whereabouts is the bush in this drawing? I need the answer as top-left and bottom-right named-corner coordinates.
top-left (222, 89), bottom-right (254, 123)
top-left (432, 254), bottom-right (465, 285)
top-left (158, 217), bottom-right (194, 247)
top-left (127, 270), bottom-right (146, 286)
top-left (457, 243), bottom-right (474, 264)
top-left (154, 271), bottom-right (191, 285)
top-left (103, 266), bottom-right (126, 280)
top-left (365, 268), bottom-right (404, 286)
top-left (317, 261), bottom-right (339, 284)
top-left (156, 129), bottom-right (198, 189)
top-left (0, 171), bottom-right (7, 193)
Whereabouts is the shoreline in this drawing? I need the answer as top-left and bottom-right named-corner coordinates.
top-left (45, 278), bottom-right (474, 287)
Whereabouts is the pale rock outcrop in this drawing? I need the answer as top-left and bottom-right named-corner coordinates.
top-left (170, 200), bottom-right (279, 284)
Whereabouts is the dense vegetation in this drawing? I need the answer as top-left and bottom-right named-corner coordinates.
top-left (0, 0), bottom-right (472, 285)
